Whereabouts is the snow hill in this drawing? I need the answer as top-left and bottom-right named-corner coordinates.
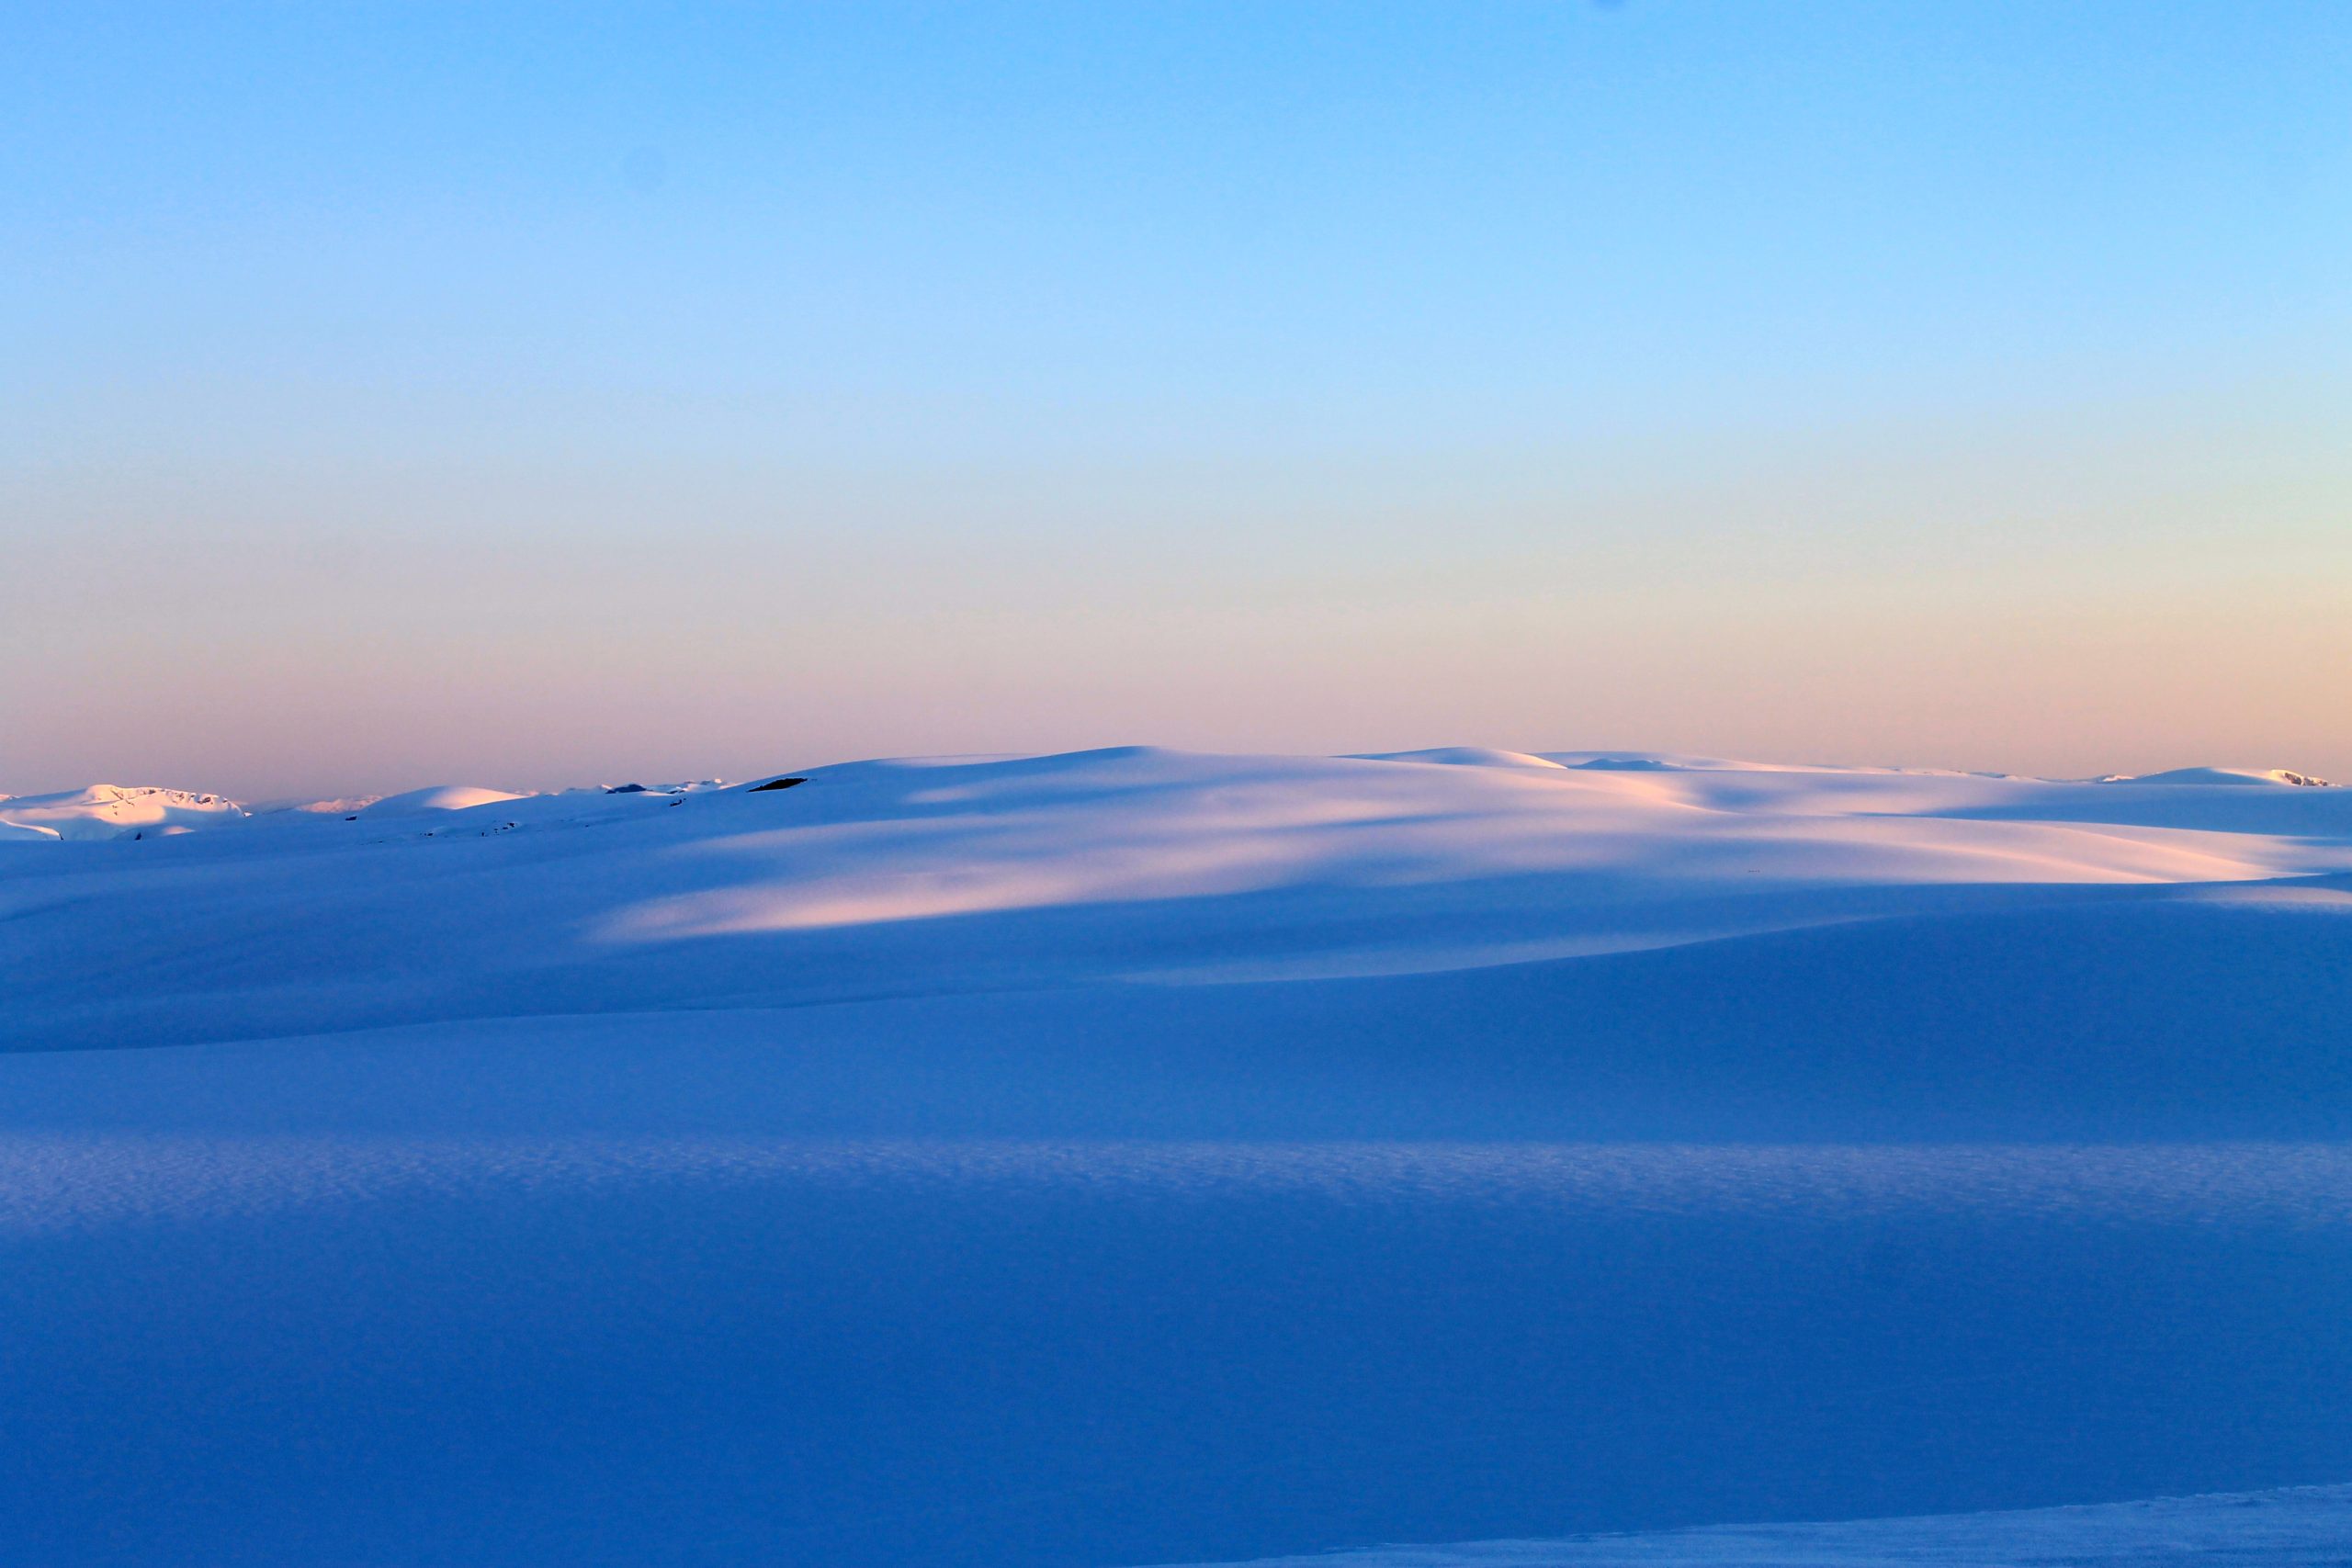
top-left (5, 747), bottom-right (2351, 1566)
top-left (355, 783), bottom-right (528, 816)
top-left (2118, 766), bottom-right (2334, 788)
top-left (0, 783), bottom-right (246, 840)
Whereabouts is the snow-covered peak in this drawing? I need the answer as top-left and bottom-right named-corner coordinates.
top-left (0, 784), bottom-right (248, 841)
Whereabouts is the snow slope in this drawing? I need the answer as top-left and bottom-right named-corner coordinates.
top-left (7, 746), bottom-right (2352, 1052)
top-left (1158, 1484), bottom-right (2352, 1566)
top-left (2120, 766), bottom-right (2334, 788)
top-left (3, 747), bottom-right (2350, 1567)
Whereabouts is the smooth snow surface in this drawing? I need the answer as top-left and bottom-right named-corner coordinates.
top-left (1157, 1485), bottom-right (2352, 1566)
top-left (356, 782), bottom-right (529, 815)
top-left (4, 748), bottom-right (2350, 1567)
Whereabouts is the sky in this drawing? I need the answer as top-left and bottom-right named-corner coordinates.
top-left (4, 1), bottom-right (2348, 798)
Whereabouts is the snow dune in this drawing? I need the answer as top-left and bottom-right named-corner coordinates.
top-left (4, 746), bottom-right (2350, 1566)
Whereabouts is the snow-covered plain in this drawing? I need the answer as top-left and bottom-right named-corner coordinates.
top-left (4, 748), bottom-right (2350, 1565)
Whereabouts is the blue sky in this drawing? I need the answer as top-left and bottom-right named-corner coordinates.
top-left (5, 3), bottom-right (2348, 795)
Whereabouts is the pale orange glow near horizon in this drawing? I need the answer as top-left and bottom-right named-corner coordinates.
top-left (7, 370), bottom-right (2346, 802)
top-left (7, 5), bottom-right (2347, 800)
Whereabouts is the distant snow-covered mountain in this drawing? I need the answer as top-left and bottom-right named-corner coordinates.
top-left (0, 784), bottom-right (246, 840)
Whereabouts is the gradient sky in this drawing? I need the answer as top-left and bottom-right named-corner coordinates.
top-left (5, 2), bottom-right (2348, 798)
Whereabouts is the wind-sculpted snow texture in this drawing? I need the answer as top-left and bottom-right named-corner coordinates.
top-left (4, 748), bottom-right (2350, 1566)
